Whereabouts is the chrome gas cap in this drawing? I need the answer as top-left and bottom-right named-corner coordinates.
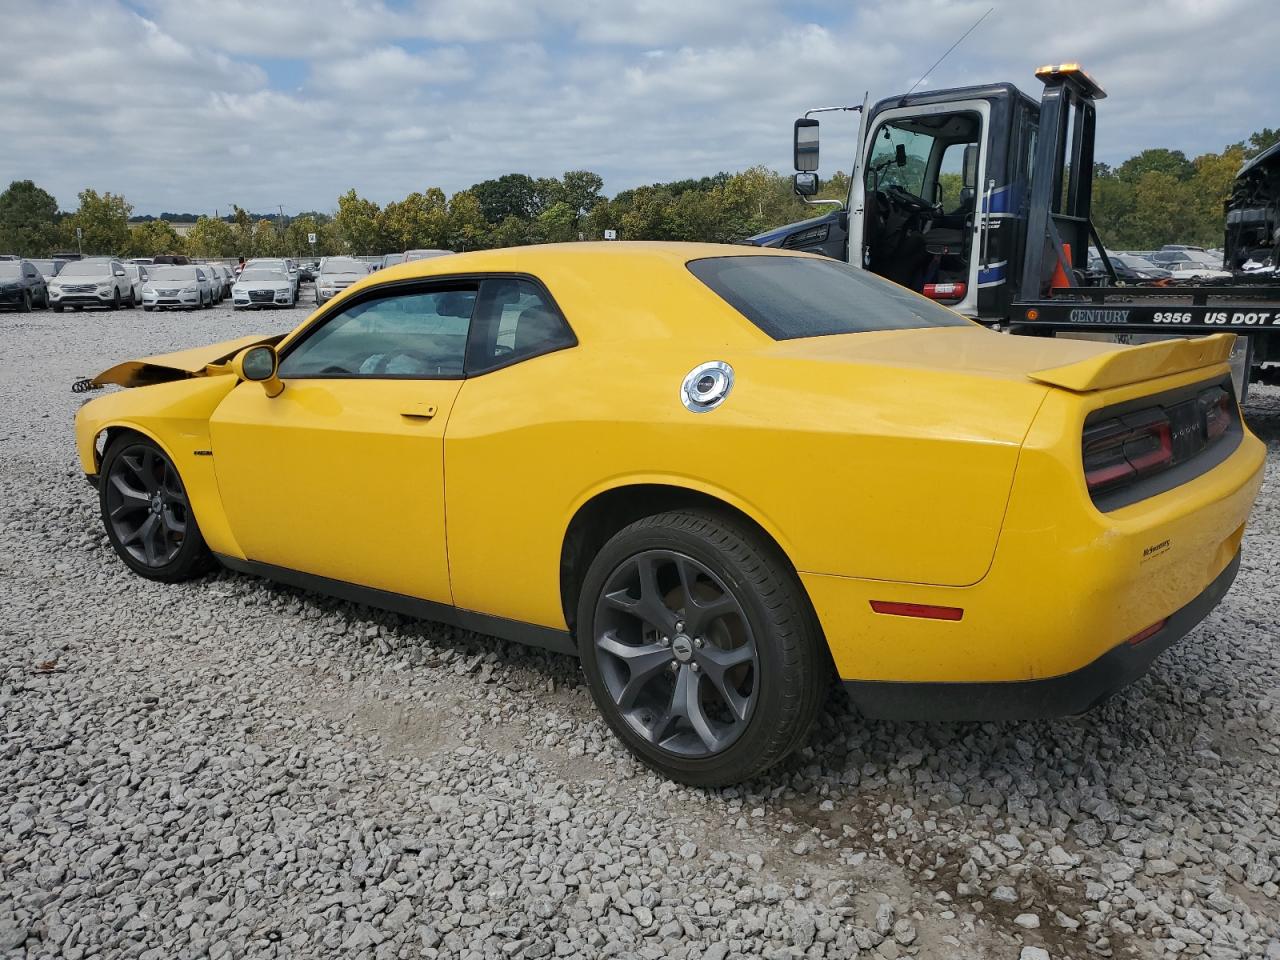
top-left (680, 361), bottom-right (734, 413)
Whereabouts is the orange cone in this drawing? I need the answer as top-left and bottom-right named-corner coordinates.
top-left (1050, 242), bottom-right (1073, 292)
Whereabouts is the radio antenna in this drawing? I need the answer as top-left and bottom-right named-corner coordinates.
top-left (903, 6), bottom-right (994, 97)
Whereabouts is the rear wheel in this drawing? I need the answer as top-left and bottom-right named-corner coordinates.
top-left (577, 510), bottom-right (828, 786)
top-left (99, 435), bottom-right (212, 582)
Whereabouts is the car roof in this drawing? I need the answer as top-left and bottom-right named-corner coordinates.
top-left (295, 241), bottom-right (817, 347)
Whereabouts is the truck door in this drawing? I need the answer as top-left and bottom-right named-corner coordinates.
top-left (848, 98), bottom-right (991, 318)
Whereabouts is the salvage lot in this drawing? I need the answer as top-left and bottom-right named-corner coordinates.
top-left (1, 296), bottom-right (1278, 960)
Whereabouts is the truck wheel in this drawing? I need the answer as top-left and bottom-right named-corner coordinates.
top-left (99, 435), bottom-right (214, 582)
top-left (577, 510), bottom-right (829, 787)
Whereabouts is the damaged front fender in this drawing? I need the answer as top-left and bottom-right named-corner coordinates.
top-left (89, 333), bottom-right (284, 389)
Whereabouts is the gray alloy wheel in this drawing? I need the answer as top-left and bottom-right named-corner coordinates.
top-left (592, 549), bottom-right (760, 758)
top-left (103, 443), bottom-right (190, 568)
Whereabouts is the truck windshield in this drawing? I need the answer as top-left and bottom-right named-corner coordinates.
top-left (688, 255), bottom-right (971, 340)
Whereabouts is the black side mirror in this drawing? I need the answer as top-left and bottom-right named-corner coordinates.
top-left (794, 118), bottom-right (819, 172)
top-left (895, 144), bottom-right (907, 167)
top-left (793, 172), bottom-right (820, 197)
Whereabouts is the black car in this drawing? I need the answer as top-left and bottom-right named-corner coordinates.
top-left (0, 259), bottom-right (49, 311)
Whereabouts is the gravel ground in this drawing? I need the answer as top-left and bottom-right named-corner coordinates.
top-left (1, 294), bottom-right (1278, 960)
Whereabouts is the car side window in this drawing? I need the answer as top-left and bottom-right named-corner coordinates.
top-left (466, 277), bottom-right (575, 375)
top-left (279, 284), bottom-right (479, 379)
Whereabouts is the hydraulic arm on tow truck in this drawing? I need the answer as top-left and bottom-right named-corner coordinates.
top-left (752, 64), bottom-right (1280, 396)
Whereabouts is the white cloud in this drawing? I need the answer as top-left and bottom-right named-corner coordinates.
top-left (0, 0), bottom-right (1275, 216)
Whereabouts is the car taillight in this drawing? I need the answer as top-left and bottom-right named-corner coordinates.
top-left (1199, 386), bottom-right (1232, 442)
top-left (1082, 411), bottom-right (1173, 493)
top-left (923, 282), bottom-right (966, 299)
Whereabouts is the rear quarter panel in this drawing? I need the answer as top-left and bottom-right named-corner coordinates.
top-left (443, 282), bottom-right (1049, 630)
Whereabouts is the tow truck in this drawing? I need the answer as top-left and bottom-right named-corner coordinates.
top-left (750, 63), bottom-right (1280, 397)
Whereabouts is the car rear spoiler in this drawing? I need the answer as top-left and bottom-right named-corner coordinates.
top-left (90, 334), bottom-right (285, 389)
top-left (1027, 333), bottom-right (1235, 392)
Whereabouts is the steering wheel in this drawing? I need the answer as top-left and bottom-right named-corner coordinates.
top-left (885, 184), bottom-right (940, 216)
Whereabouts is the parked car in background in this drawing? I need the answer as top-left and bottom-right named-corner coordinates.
top-left (141, 265), bottom-right (212, 311)
top-left (314, 256), bottom-right (368, 304)
top-left (123, 263), bottom-right (149, 306)
top-left (129, 258), bottom-right (155, 266)
top-left (403, 249), bottom-right (452, 263)
top-left (218, 265), bottom-right (235, 298)
top-left (0, 259), bottom-right (49, 311)
top-left (297, 263), bottom-right (316, 283)
top-left (29, 258), bottom-right (67, 281)
top-left (231, 267), bottom-right (295, 309)
top-left (381, 252), bottom-right (406, 270)
top-left (200, 264), bottom-right (226, 303)
top-left (245, 258), bottom-right (300, 298)
top-left (152, 255), bottom-right (192, 266)
top-left (1167, 251), bottom-right (1232, 280)
top-left (1088, 252), bottom-right (1172, 281)
top-left (48, 257), bottom-right (133, 311)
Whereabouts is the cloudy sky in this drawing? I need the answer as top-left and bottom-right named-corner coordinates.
top-left (2, 0), bottom-right (1275, 216)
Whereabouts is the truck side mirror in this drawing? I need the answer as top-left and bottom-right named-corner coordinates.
top-left (794, 118), bottom-right (819, 172)
top-left (963, 144), bottom-right (979, 188)
top-left (895, 144), bottom-right (907, 168)
top-left (793, 173), bottom-right (820, 197)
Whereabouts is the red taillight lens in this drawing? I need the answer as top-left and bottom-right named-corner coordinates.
top-left (1083, 413), bottom-right (1173, 493)
top-left (1200, 387), bottom-right (1232, 442)
top-left (923, 282), bottom-right (967, 300)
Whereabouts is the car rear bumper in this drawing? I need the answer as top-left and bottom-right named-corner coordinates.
top-left (841, 549), bottom-right (1241, 720)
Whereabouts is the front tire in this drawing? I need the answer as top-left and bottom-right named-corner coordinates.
top-left (110, 290), bottom-right (120, 310)
top-left (19, 291), bottom-right (31, 312)
top-left (577, 510), bottom-right (829, 787)
top-left (99, 435), bottom-right (212, 582)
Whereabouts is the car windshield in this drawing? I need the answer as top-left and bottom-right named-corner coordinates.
top-left (688, 256), bottom-right (971, 340)
top-left (323, 259), bottom-right (365, 275)
top-left (150, 266), bottom-right (197, 281)
top-left (0, 262), bottom-right (22, 278)
top-left (60, 260), bottom-right (112, 277)
top-left (239, 269), bottom-right (286, 282)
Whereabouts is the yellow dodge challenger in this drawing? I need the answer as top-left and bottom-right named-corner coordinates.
top-left (76, 243), bottom-right (1265, 785)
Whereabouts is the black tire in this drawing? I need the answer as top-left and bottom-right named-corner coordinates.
top-left (110, 290), bottom-right (120, 311)
top-left (52, 303), bottom-right (63, 313)
top-left (19, 291), bottom-right (31, 313)
top-left (99, 435), bottom-right (213, 582)
top-left (143, 305), bottom-right (153, 312)
top-left (577, 509), bottom-right (829, 787)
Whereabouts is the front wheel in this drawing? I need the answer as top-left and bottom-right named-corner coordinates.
top-left (110, 290), bottom-right (120, 310)
top-left (19, 291), bottom-right (31, 312)
top-left (99, 435), bottom-right (212, 582)
top-left (577, 510), bottom-right (829, 787)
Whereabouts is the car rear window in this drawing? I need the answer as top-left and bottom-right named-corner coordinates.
top-left (688, 255), bottom-right (970, 340)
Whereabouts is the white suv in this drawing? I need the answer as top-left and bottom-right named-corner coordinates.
top-left (48, 258), bottom-right (134, 311)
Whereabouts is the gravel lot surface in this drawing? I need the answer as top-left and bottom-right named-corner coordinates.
top-left (2, 293), bottom-right (1278, 960)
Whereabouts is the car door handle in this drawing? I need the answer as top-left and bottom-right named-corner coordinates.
top-left (401, 403), bottom-right (437, 420)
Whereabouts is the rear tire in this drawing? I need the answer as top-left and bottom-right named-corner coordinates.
top-left (99, 435), bottom-right (213, 583)
top-left (577, 509), bottom-right (829, 787)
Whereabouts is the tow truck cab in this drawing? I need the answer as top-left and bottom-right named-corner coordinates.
top-left (753, 66), bottom-right (1106, 324)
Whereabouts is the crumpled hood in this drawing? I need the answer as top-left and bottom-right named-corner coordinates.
top-left (91, 334), bottom-right (283, 388)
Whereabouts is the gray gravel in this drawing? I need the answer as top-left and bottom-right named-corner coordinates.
top-left (2, 294), bottom-right (1278, 960)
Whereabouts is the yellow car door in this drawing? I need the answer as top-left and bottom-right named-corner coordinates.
top-left (208, 283), bottom-right (479, 603)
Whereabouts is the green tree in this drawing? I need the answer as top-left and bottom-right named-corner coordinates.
top-left (470, 174), bottom-right (540, 224)
top-left (446, 191), bottom-right (490, 251)
top-left (125, 220), bottom-right (185, 257)
top-left (0, 180), bottom-right (60, 256)
top-left (284, 214), bottom-right (336, 257)
top-left (184, 216), bottom-right (238, 257)
top-left (380, 188), bottom-right (449, 251)
top-left (334, 189), bottom-right (384, 254)
top-left (1245, 128), bottom-right (1280, 159)
top-left (251, 219), bottom-right (284, 257)
top-left (65, 188), bottom-right (131, 255)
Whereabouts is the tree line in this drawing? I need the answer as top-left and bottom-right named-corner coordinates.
top-left (0, 129), bottom-right (1274, 260)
